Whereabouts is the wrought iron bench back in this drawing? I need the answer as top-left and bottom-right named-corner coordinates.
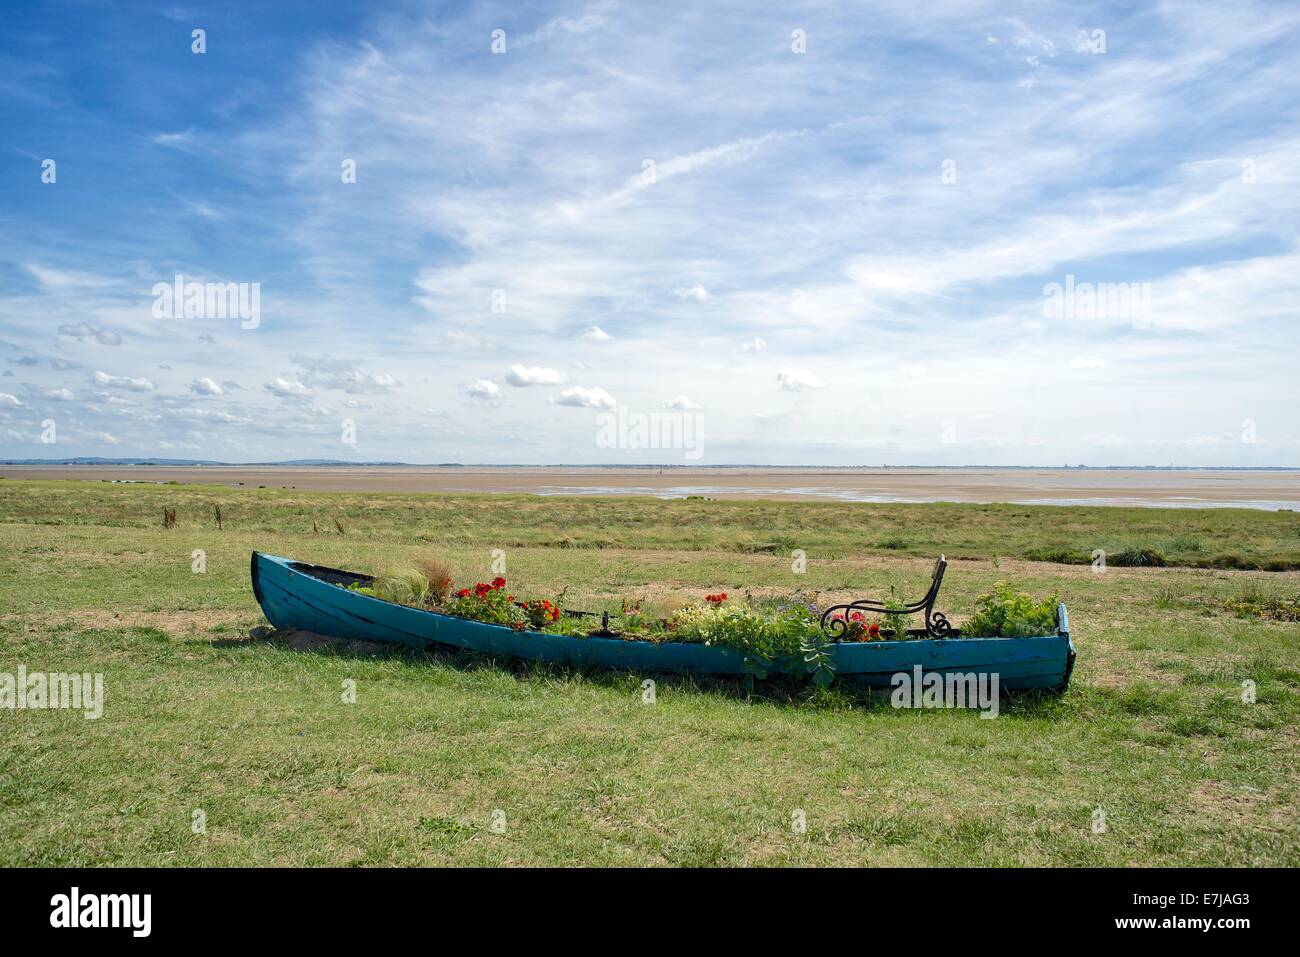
top-left (819, 555), bottom-right (956, 639)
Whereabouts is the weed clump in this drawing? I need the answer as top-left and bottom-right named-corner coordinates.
top-left (414, 556), bottom-right (454, 603)
top-left (368, 570), bottom-right (429, 606)
top-left (1110, 546), bottom-right (1169, 567)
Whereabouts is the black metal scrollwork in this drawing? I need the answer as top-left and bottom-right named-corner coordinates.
top-left (926, 611), bottom-right (957, 638)
top-left (819, 556), bottom-right (956, 640)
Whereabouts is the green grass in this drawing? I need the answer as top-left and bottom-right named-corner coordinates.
top-left (0, 478), bottom-right (1297, 866)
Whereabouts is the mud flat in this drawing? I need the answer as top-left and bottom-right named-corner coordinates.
top-left (2, 465), bottom-right (1297, 509)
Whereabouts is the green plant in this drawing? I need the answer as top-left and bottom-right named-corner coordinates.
top-left (368, 569), bottom-right (429, 606)
top-left (1110, 546), bottom-right (1169, 567)
top-left (962, 582), bottom-right (1059, 638)
top-left (520, 598), bottom-right (562, 628)
top-left (881, 597), bottom-right (911, 641)
top-left (800, 629), bottom-right (837, 687)
top-left (1025, 545), bottom-right (1086, 564)
top-left (444, 579), bottom-right (529, 629)
top-left (1217, 594), bottom-right (1300, 622)
top-left (540, 616), bottom-right (593, 637)
top-left (671, 601), bottom-right (825, 677)
top-left (1164, 535), bottom-right (1204, 554)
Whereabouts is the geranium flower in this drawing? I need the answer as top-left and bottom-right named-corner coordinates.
top-left (455, 588), bottom-right (471, 598)
top-left (867, 623), bottom-right (880, 638)
top-left (491, 576), bottom-right (506, 589)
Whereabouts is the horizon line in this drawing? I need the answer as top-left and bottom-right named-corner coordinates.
top-left (3, 459), bottom-right (1299, 471)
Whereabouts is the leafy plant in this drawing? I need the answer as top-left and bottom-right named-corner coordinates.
top-left (800, 629), bottom-right (837, 687)
top-left (670, 601), bottom-right (825, 675)
top-left (540, 616), bottom-right (594, 637)
top-left (881, 597), bottom-right (911, 641)
top-left (962, 582), bottom-right (1059, 638)
top-left (444, 578), bottom-right (528, 629)
top-left (520, 598), bottom-right (562, 628)
top-left (620, 611), bottom-right (666, 636)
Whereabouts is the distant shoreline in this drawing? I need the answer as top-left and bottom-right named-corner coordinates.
top-left (3, 464), bottom-right (1297, 510)
top-left (1, 459), bottom-right (1298, 470)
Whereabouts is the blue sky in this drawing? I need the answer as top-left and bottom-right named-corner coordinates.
top-left (2, 0), bottom-right (1298, 465)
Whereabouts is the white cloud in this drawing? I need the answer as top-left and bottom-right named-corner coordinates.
top-left (58, 322), bottom-right (122, 345)
top-left (465, 378), bottom-right (501, 401)
top-left (0, 393), bottom-right (23, 406)
top-left (552, 386), bottom-right (616, 409)
top-left (263, 377), bottom-right (313, 398)
top-left (507, 364), bottom-right (566, 387)
top-left (445, 330), bottom-right (491, 350)
top-left (26, 264), bottom-right (116, 289)
top-left (663, 395), bottom-right (701, 410)
top-left (153, 130), bottom-right (197, 150)
top-left (776, 368), bottom-right (825, 392)
top-left (92, 371), bottom-right (155, 392)
top-left (579, 325), bottom-right (612, 341)
top-left (3, 4), bottom-right (1298, 466)
top-left (45, 388), bottom-right (74, 401)
top-left (183, 199), bottom-right (224, 221)
top-left (190, 376), bottom-right (224, 395)
top-left (1068, 357), bottom-right (1107, 369)
top-left (293, 354), bottom-right (400, 394)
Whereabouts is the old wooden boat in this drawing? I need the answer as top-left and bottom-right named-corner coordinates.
top-left (251, 552), bottom-right (1076, 692)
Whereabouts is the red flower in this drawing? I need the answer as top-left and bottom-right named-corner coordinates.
top-left (491, 576), bottom-right (506, 589)
top-left (867, 623), bottom-right (880, 638)
top-left (850, 611), bottom-right (864, 622)
top-left (474, 582), bottom-right (491, 597)
top-left (705, 592), bottom-right (728, 604)
top-left (455, 588), bottom-right (471, 598)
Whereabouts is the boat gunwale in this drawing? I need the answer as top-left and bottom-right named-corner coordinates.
top-left (256, 551), bottom-right (1072, 655)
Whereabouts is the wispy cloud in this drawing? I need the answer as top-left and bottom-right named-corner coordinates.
top-left (1, 0), bottom-right (1297, 464)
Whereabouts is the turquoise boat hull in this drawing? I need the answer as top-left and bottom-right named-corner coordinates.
top-left (251, 552), bottom-right (1076, 692)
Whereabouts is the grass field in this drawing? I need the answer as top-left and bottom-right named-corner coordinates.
top-left (1, 478), bottom-right (1297, 866)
